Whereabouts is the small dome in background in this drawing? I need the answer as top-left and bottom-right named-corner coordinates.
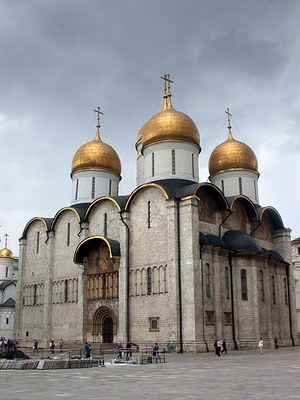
top-left (208, 109), bottom-right (258, 176)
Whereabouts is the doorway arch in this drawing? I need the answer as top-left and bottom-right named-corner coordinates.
top-left (93, 306), bottom-right (117, 343)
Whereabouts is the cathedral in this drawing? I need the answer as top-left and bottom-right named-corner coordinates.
top-left (15, 76), bottom-right (297, 352)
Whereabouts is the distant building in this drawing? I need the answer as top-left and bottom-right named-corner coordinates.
top-left (0, 246), bottom-right (17, 339)
top-left (15, 76), bottom-right (297, 351)
top-left (291, 237), bottom-right (300, 335)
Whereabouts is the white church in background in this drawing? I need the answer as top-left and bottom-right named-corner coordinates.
top-left (0, 235), bottom-right (17, 339)
top-left (15, 75), bottom-right (297, 351)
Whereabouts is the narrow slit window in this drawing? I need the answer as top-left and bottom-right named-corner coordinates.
top-left (172, 150), bottom-right (176, 174)
top-left (205, 263), bottom-right (211, 297)
top-left (221, 180), bottom-right (224, 193)
top-left (75, 179), bottom-right (79, 200)
top-left (225, 266), bottom-right (230, 299)
top-left (239, 177), bottom-right (242, 194)
top-left (36, 231), bottom-right (40, 254)
top-left (241, 269), bottom-right (248, 300)
top-left (152, 153), bottom-right (155, 177)
top-left (91, 177), bottom-right (95, 199)
top-left (67, 223), bottom-right (70, 247)
top-left (147, 267), bottom-right (152, 295)
top-left (148, 201), bottom-right (152, 228)
top-left (260, 270), bottom-right (265, 302)
top-left (109, 180), bottom-right (112, 196)
top-left (271, 275), bottom-right (276, 304)
top-left (104, 213), bottom-right (108, 237)
top-left (192, 154), bottom-right (195, 178)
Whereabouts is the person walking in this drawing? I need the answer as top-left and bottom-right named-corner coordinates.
top-left (33, 339), bottom-right (39, 352)
top-left (221, 338), bottom-right (227, 354)
top-left (258, 338), bottom-right (264, 355)
top-left (49, 340), bottom-right (55, 354)
top-left (274, 336), bottom-right (279, 350)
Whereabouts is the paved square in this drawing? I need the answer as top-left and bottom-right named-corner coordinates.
top-left (0, 347), bottom-right (299, 399)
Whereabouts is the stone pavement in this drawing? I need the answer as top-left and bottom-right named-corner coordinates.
top-left (0, 347), bottom-right (299, 400)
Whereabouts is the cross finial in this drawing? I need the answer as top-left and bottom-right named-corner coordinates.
top-left (4, 233), bottom-right (9, 248)
top-left (94, 106), bottom-right (103, 128)
top-left (160, 73), bottom-right (173, 98)
top-left (94, 107), bottom-right (103, 138)
top-left (225, 108), bottom-right (233, 138)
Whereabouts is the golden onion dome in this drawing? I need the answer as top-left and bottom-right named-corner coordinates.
top-left (0, 247), bottom-right (13, 258)
top-left (208, 124), bottom-right (258, 176)
top-left (71, 129), bottom-right (121, 176)
top-left (137, 95), bottom-right (200, 148)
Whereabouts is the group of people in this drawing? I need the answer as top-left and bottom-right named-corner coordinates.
top-left (213, 339), bottom-right (227, 356)
top-left (116, 340), bottom-right (139, 359)
top-left (0, 337), bottom-right (17, 356)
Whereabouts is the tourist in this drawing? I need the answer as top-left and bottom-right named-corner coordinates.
top-left (49, 340), bottom-right (55, 354)
top-left (126, 341), bottom-right (132, 358)
top-left (116, 343), bottom-right (123, 359)
top-left (258, 338), bottom-right (263, 355)
top-left (274, 336), bottom-right (279, 350)
top-left (33, 338), bottom-right (39, 352)
top-left (59, 339), bottom-right (64, 352)
top-left (221, 338), bottom-right (227, 354)
top-left (84, 342), bottom-right (91, 358)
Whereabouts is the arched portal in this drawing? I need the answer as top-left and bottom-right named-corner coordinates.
top-left (93, 306), bottom-right (117, 343)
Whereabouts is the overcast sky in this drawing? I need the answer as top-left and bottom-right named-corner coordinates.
top-left (0, 0), bottom-right (299, 256)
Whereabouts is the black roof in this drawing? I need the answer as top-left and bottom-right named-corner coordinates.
top-left (0, 297), bottom-right (15, 308)
top-left (222, 230), bottom-right (263, 254)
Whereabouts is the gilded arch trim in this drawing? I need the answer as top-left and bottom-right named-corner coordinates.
top-left (73, 235), bottom-right (120, 263)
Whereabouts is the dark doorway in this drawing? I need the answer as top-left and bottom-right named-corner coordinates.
top-left (102, 316), bottom-right (113, 343)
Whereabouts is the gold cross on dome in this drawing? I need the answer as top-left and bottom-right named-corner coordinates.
top-left (225, 108), bottom-right (232, 128)
top-left (160, 74), bottom-right (173, 97)
top-left (94, 106), bottom-right (103, 128)
top-left (4, 233), bottom-right (9, 248)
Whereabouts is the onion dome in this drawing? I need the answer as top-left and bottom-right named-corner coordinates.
top-left (208, 110), bottom-right (258, 176)
top-left (137, 75), bottom-right (200, 148)
top-left (0, 247), bottom-right (13, 258)
top-left (71, 115), bottom-right (121, 176)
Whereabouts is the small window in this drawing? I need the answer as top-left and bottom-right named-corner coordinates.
top-left (225, 267), bottom-right (230, 299)
top-left (75, 179), bottom-right (79, 200)
top-left (109, 179), bottom-right (112, 196)
top-left (271, 275), bottom-right (276, 304)
top-left (67, 223), bottom-right (71, 247)
top-left (6, 317), bottom-right (9, 325)
top-left (239, 177), bottom-right (242, 194)
top-left (147, 201), bottom-right (152, 228)
top-left (192, 154), bottom-right (195, 178)
top-left (5, 266), bottom-right (9, 277)
top-left (205, 310), bottom-right (215, 325)
top-left (205, 263), bottom-right (211, 297)
top-left (172, 149), bottom-right (176, 174)
top-left (147, 267), bottom-right (152, 295)
top-left (91, 177), bottom-right (95, 199)
top-left (104, 213), bottom-right (108, 237)
top-left (221, 180), bottom-right (224, 193)
top-left (149, 317), bottom-right (159, 332)
top-left (152, 153), bottom-right (155, 177)
top-left (26, 331), bottom-right (29, 337)
top-left (36, 231), bottom-right (40, 254)
top-left (260, 270), bottom-right (265, 302)
top-left (224, 312), bottom-right (232, 325)
top-left (297, 247), bottom-right (300, 256)
top-left (64, 280), bottom-right (68, 303)
top-left (33, 284), bottom-right (37, 305)
top-left (241, 269), bottom-right (248, 300)
top-left (284, 277), bottom-right (288, 305)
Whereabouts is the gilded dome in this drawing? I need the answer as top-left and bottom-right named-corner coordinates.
top-left (0, 247), bottom-right (13, 258)
top-left (71, 130), bottom-right (121, 176)
top-left (137, 96), bottom-right (200, 148)
top-left (208, 129), bottom-right (258, 176)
